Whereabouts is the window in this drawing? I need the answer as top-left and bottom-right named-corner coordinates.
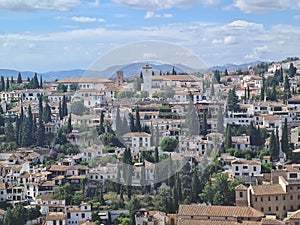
top-left (268, 197), bottom-right (270, 201)
top-left (268, 207), bottom-right (271, 211)
top-left (283, 206), bottom-right (286, 210)
top-left (276, 196), bottom-right (278, 200)
top-left (290, 186), bottom-right (293, 190)
top-left (82, 213), bottom-right (85, 218)
top-left (291, 195), bottom-right (293, 200)
top-left (261, 197), bottom-right (263, 202)
top-left (283, 196), bottom-right (286, 200)
top-left (236, 166), bottom-right (239, 171)
top-left (240, 192), bottom-right (243, 198)
top-left (276, 206), bottom-right (278, 211)
top-left (253, 166), bottom-right (257, 172)
top-left (255, 197), bottom-right (257, 202)
top-left (261, 207), bottom-right (264, 212)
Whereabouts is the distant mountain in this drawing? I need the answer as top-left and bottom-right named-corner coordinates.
top-left (0, 61), bottom-right (263, 82)
top-left (209, 61), bottom-right (263, 71)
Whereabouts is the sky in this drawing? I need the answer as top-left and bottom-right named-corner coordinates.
top-left (0, 0), bottom-right (300, 72)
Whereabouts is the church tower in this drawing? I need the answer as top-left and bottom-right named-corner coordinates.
top-left (115, 70), bottom-right (124, 86)
top-left (142, 64), bottom-right (152, 93)
top-left (235, 184), bottom-right (249, 207)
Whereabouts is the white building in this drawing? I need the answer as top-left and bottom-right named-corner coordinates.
top-left (66, 203), bottom-right (92, 225)
top-left (122, 132), bottom-right (152, 150)
top-left (232, 159), bottom-right (262, 184)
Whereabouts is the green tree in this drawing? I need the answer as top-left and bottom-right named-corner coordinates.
top-left (281, 118), bottom-right (290, 159)
top-left (67, 114), bottom-right (73, 134)
top-left (160, 137), bottom-right (178, 152)
top-left (57, 83), bottom-right (68, 92)
top-left (0, 76), bottom-right (5, 91)
top-left (62, 95), bottom-right (68, 117)
top-left (43, 103), bottom-right (52, 123)
top-left (200, 173), bottom-right (242, 206)
top-left (6, 77), bottom-right (10, 90)
top-left (214, 70), bottom-right (221, 83)
top-left (5, 117), bottom-right (15, 142)
top-left (270, 130), bottom-right (279, 161)
top-left (53, 182), bottom-right (74, 205)
top-left (289, 62), bottom-right (297, 77)
top-left (200, 111), bottom-right (208, 136)
top-left (283, 74), bottom-right (291, 99)
top-left (217, 105), bottom-right (224, 133)
top-left (134, 105), bottom-right (141, 132)
top-left (98, 111), bottom-right (105, 134)
top-left (226, 88), bottom-right (240, 112)
top-left (129, 113), bottom-right (135, 132)
top-left (224, 125), bottom-right (232, 150)
top-left (17, 72), bottom-right (22, 84)
top-left (154, 146), bottom-right (159, 163)
top-left (71, 100), bottom-right (87, 116)
top-left (126, 195), bottom-right (140, 225)
top-left (191, 168), bottom-right (201, 202)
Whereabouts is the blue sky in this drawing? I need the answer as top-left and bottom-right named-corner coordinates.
top-left (0, 0), bottom-right (300, 72)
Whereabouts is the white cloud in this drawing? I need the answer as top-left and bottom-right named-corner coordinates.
top-left (211, 36), bottom-right (236, 45)
top-left (233, 0), bottom-right (300, 13)
top-left (144, 11), bottom-right (173, 19)
top-left (112, 0), bottom-right (221, 10)
top-left (0, 0), bottom-right (81, 11)
top-left (71, 16), bottom-right (105, 23)
top-left (224, 36), bottom-right (236, 45)
top-left (228, 20), bottom-right (263, 30)
top-left (294, 14), bottom-right (300, 19)
top-left (1, 21), bottom-right (300, 72)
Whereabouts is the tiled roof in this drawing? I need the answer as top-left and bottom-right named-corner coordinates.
top-left (36, 193), bottom-right (54, 201)
top-left (152, 75), bottom-right (202, 82)
top-left (235, 184), bottom-right (248, 191)
top-left (177, 219), bottom-right (261, 225)
top-left (289, 209), bottom-right (300, 219)
top-left (123, 132), bottom-right (151, 137)
top-left (251, 184), bottom-right (286, 195)
top-left (49, 165), bottom-right (69, 171)
top-left (45, 212), bottom-right (66, 221)
top-left (232, 159), bottom-right (261, 165)
top-left (58, 78), bottom-right (113, 83)
top-left (178, 205), bottom-right (264, 218)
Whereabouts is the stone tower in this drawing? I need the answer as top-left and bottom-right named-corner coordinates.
top-left (142, 64), bottom-right (152, 93)
top-left (235, 184), bottom-right (249, 207)
top-left (115, 70), bottom-right (124, 86)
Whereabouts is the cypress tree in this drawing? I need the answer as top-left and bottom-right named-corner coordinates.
top-left (283, 75), bottom-right (291, 99)
top-left (200, 111), bottom-right (208, 136)
top-left (5, 117), bottom-right (15, 142)
top-left (10, 76), bottom-right (14, 85)
top-left (98, 111), bottom-right (105, 134)
top-left (38, 95), bottom-right (43, 117)
top-left (270, 131), bottom-right (278, 161)
top-left (129, 113), bottom-right (135, 132)
top-left (32, 73), bottom-right (39, 89)
top-left (58, 101), bottom-right (63, 120)
top-left (115, 107), bottom-right (122, 136)
top-left (36, 97), bottom-right (45, 146)
top-left (155, 124), bottom-right (160, 146)
top-left (224, 125), bottom-right (232, 150)
top-left (62, 96), bottom-right (68, 117)
top-left (217, 105), bottom-right (224, 133)
top-left (0, 76), bottom-right (4, 91)
top-left (39, 76), bottom-right (43, 88)
top-left (191, 168), bottom-right (201, 202)
top-left (21, 117), bottom-right (32, 147)
top-left (154, 146), bottom-right (159, 163)
top-left (67, 114), bottom-right (73, 134)
top-left (17, 72), bottom-right (22, 84)
top-left (281, 118), bottom-right (290, 159)
top-left (43, 103), bottom-right (52, 123)
top-left (135, 105), bottom-right (141, 132)
top-left (6, 77), bottom-right (9, 90)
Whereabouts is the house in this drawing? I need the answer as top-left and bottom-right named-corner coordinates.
top-left (285, 209), bottom-right (300, 225)
top-left (231, 135), bottom-right (250, 150)
top-left (177, 205), bottom-right (264, 224)
top-left (45, 212), bottom-right (66, 225)
top-left (122, 132), bottom-right (152, 150)
top-left (66, 202), bottom-right (92, 224)
top-left (231, 159), bottom-right (262, 184)
top-left (57, 78), bottom-right (113, 91)
top-left (236, 170), bottom-right (300, 219)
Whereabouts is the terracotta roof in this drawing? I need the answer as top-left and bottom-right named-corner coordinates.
top-left (289, 209), bottom-right (300, 219)
top-left (0, 209), bottom-right (5, 215)
top-left (177, 219), bottom-right (260, 225)
top-left (251, 184), bottom-right (286, 196)
top-left (123, 132), bottom-right (151, 138)
top-left (49, 165), bottom-right (69, 172)
top-left (235, 184), bottom-right (248, 191)
top-left (178, 205), bottom-right (264, 218)
top-left (232, 159), bottom-right (261, 165)
top-left (45, 212), bottom-right (66, 221)
top-left (19, 172), bottom-right (30, 178)
top-left (79, 221), bottom-right (94, 225)
top-left (261, 218), bottom-right (284, 225)
top-left (58, 78), bottom-right (112, 83)
top-left (36, 193), bottom-right (54, 201)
